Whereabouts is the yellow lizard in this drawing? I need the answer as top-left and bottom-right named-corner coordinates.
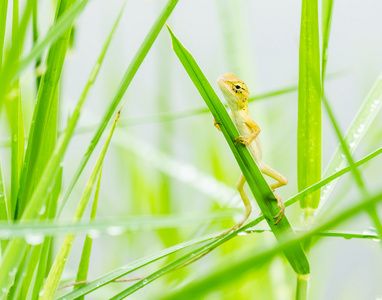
top-left (216, 73), bottom-right (287, 232)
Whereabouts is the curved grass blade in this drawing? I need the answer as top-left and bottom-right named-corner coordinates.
top-left (56, 234), bottom-right (217, 300)
top-left (40, 108), bottom-right (121, 300)
top-left (166, 25), bottom-right (309, 275)
top-left (57, 146), bottom-right (382, 299)
top-left (59, 0), bottom-right (180, 216)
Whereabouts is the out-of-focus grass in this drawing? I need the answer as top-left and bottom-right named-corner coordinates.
top-left (0, 0), bottom-right (381, 299)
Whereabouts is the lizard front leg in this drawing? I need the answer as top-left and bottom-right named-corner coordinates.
top-left (234, 119), bottom-right (260, 146)
top-left (213, 118), bottom-right (222, 131)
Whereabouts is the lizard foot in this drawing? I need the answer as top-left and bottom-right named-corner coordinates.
top-left (234, 136), bottom-right (249, 146)
top-left (273, 193), bottom-right (285, 225)
top-left (214, 118), bottom-right (222, 131)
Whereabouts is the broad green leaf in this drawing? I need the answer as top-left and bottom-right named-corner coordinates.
top-left (166, 25), bottom-right (309, 275)
top-left (297, 0), bottom-right (321, 211)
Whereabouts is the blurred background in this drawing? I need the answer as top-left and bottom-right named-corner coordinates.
top-left (2, 0), bottom-right (382, 299)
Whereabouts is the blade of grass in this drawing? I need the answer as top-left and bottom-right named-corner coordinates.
top-left (73, 168), bottom-right (102, 299)
top-left (0, 0), bottom-right (8, 69)
top-left (59, 0), bottom-right (180, 215)
top-left (0, 158), bottom-right (9, 223)
top-left (297, 0), bottom-right (321, 212)
top-left (40, 108), bottom-right (121, 300)
top-left (167, 25), bottom-right (309, 275)
top-left (0, 0), bottom-right (34, 108)
top-left (321, 0), bottom-right (334, 85)
top-left (318, 75), bottom-right (382, 213)
top-left (30, 168), bottom-right (61, 300)
top-left (16, 0), bottom-right (75, 218)
top-left (321, 93), bottom-right (382, 239)
top-left (0, 211), bottom-right (234, 238)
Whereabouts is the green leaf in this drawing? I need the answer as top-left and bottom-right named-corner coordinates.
top-left (297, 0), bottom-right (321, 211)
top-left (166, 25), bottom-right (309, 275)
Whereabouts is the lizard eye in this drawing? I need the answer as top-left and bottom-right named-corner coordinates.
top-left (235, 85), bottom-right (241, 89)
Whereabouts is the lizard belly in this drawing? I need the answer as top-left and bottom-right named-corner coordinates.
top-left (231, 112), bottom-right (263, 164)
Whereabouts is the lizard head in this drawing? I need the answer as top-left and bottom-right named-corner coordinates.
top-left (217, 73), bottom-right (249, 110)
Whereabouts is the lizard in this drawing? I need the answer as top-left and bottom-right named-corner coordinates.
top-left (216, 72), bottom-right (288, 232)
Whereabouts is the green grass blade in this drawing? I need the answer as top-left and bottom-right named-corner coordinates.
top-left (57, 234), bottom-right (217, 300)
top-left (167, 25), bottom-right (309, 275)
top-left (0, 0), bottom-right (34, 108)
top-left (59, 0), bottom-right (179, 215)
top-left (297, 0), bottom-right (321, 211)
top-left (16, 0), bottom-right (75, 218)
top-left (0, 158), bottom-right (9, 222)
top-left (318, 75), bottom-right (382, 213)
top-left (73, 169), bottom-right (102, 298)
top-left (0, 0), bottom-right (8, 69)
top-left (5, 90), bottom-right (24, 218)
top-left (321, 0), bottom-right (334, 84)
top-left (0, 211), bottom-right (233, 238)
top-left (40, 109), bottom-right (121, 300)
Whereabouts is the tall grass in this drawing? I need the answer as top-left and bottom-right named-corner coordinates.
top-left (0, 0), bottom-right (381, 299)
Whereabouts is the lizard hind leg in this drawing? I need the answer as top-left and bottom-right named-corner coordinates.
top-left (220, 173), bottom-right (252, 236)
top-left (259, 163), bottom-right (288, 225)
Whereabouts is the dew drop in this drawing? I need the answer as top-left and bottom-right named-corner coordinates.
top-left (349, 141), bottom-right (356, 148)
top-left (8, 268), bottom-right (17, 277)
top-left (88, 229), bottom-right (101, 239)
top-left (25, 233), bottom-right (44, 245)
top-left (106, 226), bottom-right (124, 236)
top-left (142, 279), bottom-right (148, 285)
top-left (39, 290), bottom-right (44, 296)
top-left (39, 205), bottom-right (46, 215)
